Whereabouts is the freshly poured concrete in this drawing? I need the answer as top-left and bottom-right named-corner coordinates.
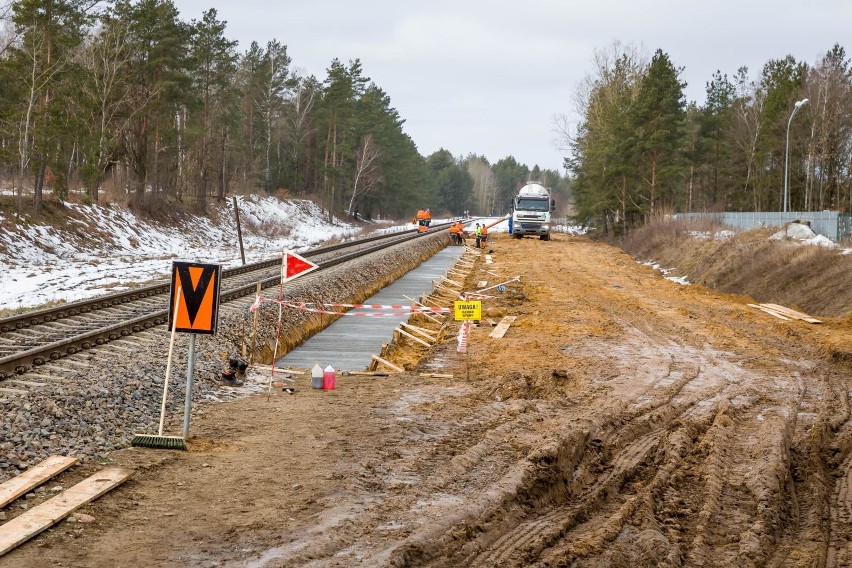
top-left (277, 246), bottom-right (464, 371)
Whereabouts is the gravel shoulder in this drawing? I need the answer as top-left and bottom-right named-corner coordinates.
top-left (3, 233), bottom-right (852, 567)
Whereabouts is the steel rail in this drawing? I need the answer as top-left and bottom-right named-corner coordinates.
top-left (0, 223), bottom-right (454, 379)
top-left (0, 225), bottom-right (429, 333)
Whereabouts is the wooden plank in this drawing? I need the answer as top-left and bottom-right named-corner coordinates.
top-left (761, 303), bottom-right (822, 324)
top-left (748, 304), bottom-right (791, 321)
top-left (0, 456), bottom-right (78, 509)
top-left (371, 355), bottom-right (404, 373)
top-left (400, 322), bottom-right (438, 337)
top-left (395, 328), bottom-right (432, 347)
top-left (345, 371), bottom-right (389, 377)
top-left (489, 316), bottom-right (517, 339)
top-left (402, 295), bottom-right (442, 323)
top-left (0, 467), bottom-right (130, 557)
top-left (435, 283), bottom-right (461, 294)
top-left (0, 387), bottom-right (28, 396)
top-left (441, 276), bottom-right (464, 287)
top-left (399, 322), bottom-right (437, 341)
top-left (419, 373), bottom-right (454, 379)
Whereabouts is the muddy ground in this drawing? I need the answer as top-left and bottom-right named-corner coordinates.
top-left (3, 233), bottom-right (852, 567)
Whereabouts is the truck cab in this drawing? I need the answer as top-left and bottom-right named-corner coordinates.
top-left (511, 182), bottom-right (555, 240)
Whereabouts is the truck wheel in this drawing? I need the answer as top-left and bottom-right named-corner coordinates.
top-left (540, 234), bottom-right (550, 241)
top-left (514, 233), bottom-right (523, 239)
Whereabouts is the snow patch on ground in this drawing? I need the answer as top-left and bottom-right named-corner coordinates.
top-left (0, 196), bottom-right (371, 310)
top-left (769, 223), bottom-right (838, 249)
top-left (641, 261), bottom-right (691, 285)
top-left (689, 230), bottom-right (736, 240)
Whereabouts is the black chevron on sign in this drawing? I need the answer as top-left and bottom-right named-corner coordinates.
top-left (176, 264), bottom-right (216, 327)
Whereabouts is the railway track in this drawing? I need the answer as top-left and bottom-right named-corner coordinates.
top-left (0, 223), bottom-right (455, 380)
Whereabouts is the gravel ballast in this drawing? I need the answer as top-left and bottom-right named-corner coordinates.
top-left (0, 232), bottom-right (450, 482)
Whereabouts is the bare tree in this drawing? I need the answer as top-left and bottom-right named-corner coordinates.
top-left (281, 79), bottom-right (316, 191)
top-left (15, 29), bottom-right (67, 210)
top-left (467, 157), bottom-right (497, 214)
top-left (79, 20), bottom-right (134, 202)
top-left (347, 133), bottom-right (381, 215)
top-left (729, 67), bottom-right (765, 209)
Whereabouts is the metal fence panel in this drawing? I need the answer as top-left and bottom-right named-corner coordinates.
top-left (673, 212), bottom-right (852, 241)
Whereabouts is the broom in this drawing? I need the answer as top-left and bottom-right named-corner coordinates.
top-left (131, 284), bottom-right (188, 450)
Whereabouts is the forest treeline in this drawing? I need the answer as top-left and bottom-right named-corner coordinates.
top-left (567, 42), bottom-right (852, 234)
top-left (0, 0), bottom-right (569, 220)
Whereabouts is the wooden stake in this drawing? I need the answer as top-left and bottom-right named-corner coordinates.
top-left (396, 328), bottom-right (432, 347)
top-left (248, 282), bottom-right (261, 365)
top-left (371, 355), bottom-right (404, 373)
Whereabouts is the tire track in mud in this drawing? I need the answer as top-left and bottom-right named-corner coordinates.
top-left (828, 451), bottom-right (852, 567)
top-left (467, 429), bottom-right (665, 567)
top-left (396, 354), bottom-right (726, 566)
top-left (407, 277), bottom-right (807, 567)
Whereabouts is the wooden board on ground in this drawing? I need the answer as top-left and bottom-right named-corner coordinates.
top-left (345, 371), bottom-right (389, 377)
top-left (489, 316), bottom-right (517, 339)
top-left (748, 304), bottom-right (791, 321)
top-left (0, 467), bottom-right (130, 557)
top-left (761, 303), bottom-right (822, 324)
top-left (0, 456), bottom-right (78, 509)
top-left (419, 373), bottom-right (454, 379)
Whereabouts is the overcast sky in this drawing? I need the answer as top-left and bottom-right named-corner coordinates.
top-left (171, 0), bottom-right (851, 172)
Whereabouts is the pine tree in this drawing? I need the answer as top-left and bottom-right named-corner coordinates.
top-left (628, 49), bottom-right (686, 217)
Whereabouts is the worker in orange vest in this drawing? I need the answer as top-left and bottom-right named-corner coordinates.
top-left (479, 223), bottom-right (488, 247)
top-left (454, 221), bottom-right (465, 245)
top-left (448, 223), bottom-right (460, 245)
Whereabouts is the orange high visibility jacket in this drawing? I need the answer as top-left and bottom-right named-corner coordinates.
top-left (480, 225), bottom-right (488, 235)
top-left (416, 209), bottom-right (428, 220)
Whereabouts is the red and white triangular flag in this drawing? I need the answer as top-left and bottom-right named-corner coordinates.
top-left (281, 250), bottom-right (319, 283)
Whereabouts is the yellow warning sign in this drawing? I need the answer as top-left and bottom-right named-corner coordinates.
top-left (169, 261), bottom-right (222, 334)
top-left (454, 300), bottom-right (482, 321)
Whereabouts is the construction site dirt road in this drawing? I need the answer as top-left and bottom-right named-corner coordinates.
top-left (4, 233), bottom-right (852, 567)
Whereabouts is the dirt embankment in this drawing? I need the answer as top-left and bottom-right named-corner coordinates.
top-left (622, 220), bottom-right (852, 319)
top-left (3, 232), bottom-right (852, 567)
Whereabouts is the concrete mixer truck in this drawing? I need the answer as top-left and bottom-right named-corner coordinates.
top-left (510, 182), bottom-right (555, 240)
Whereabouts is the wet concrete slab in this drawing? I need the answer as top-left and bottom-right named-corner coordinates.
top-left (277, 246), bottom-right (464, 371)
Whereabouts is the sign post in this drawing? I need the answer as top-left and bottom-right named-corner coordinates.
top-left (168, 261), bottom-right (222, 439)
top-left (454, 300), bottom-right (481, 381)
top-left (269, 250), bottom-right (320, 398)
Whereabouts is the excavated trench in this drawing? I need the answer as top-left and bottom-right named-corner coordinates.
top-left (216, 231), bottom-right (452, 367)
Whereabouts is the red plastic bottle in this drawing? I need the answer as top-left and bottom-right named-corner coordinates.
top-left (322, 365), bottom-right (336, 390)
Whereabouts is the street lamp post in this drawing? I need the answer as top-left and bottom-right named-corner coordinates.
top-left (784, 98), bottom-right (809, 213)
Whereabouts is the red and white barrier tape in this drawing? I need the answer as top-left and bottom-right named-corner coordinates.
top-left (251, 295), bottom-right (452, 317)
top-left (457, 320), bottom-right (471, 353)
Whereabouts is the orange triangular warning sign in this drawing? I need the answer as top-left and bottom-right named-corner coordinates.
top-left (281, 250), bottom-right (319, 283)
